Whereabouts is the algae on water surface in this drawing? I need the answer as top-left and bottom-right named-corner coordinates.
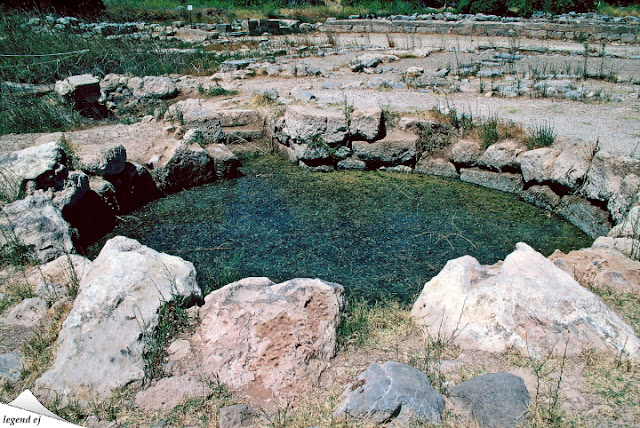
top-left (90, 155), bottom-right (592, 301)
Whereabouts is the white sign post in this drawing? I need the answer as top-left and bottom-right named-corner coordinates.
top-left (187, 5), bottom-right (193, 27)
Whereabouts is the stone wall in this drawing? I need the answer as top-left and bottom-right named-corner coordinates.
top-left (271, 104), bottom-right (640, 258)
top-left (320, 18), bottom-right (639, 43)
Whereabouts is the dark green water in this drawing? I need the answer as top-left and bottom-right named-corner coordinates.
top-left (90, 155), bottom-right (592, 302)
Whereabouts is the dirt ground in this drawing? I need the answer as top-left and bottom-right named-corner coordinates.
top-left (222, 32), bottom-right (640, 157)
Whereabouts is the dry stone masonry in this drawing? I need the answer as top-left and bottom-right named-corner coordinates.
top-left (320, 14), bottom-right (640, 44)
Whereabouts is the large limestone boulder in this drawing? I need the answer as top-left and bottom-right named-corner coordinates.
top-left (519, 185), bottom-right (561, 211)
top-left (478, 140), bottom-right (525, 172)
top-left (55, 74), bottom-right (100, 99)
top-left (212, 109), bottom-right (262, 128)
top-left (291, 142), bottom-right (332, 162)
top-left (127, 76), bottom-right (178, 99)
top-left (519, 144), bottom-right (592, 190)
top-left (61, 123), bottom-right (173, 170)
top-left (583, 151), bottom-right (640, 202)
top-left (0, 141), bottom-right (68, 200)
top-left (0, 352), bottom-right (22, 384)
top-left (0, 297), bottom-right (48, 327)
top-left (282, 105), bottom-right (348, 145)
top-left (55, 74), bottom-right (101, 107)
top-left (165, 99), bottom-right (225, 143)
top-left (135, 375), bottom-right (212, 411)
top-left (519, 147), bottom-right (561, 184)
top-left (411, 243), bottom-right (640, 360)
top-left (550, 246), bottom-right (640, 295)
top-left (349, 107), bottom-right (383, 141)
top-left (448, 139), bottom-right (483, 167)
top-left (548, 144), bottom-right (592, 190)
top-left (34, 236), bottom-right (202, 405)
top-left (352, 130), bottom-right (418, 167)
top-left (556, 195), bottom-right (613, 238)
top-left (27, 254), bottom-right (92, 302)
top-left (89, 177), bottom-right (119, 212)
top-left (337, 157), bottom-right (367, 171)
top-left (333, 361), bottom-right (445, 425)
top-left (607, 174), bottom-right (640, 224)
top-left (191, 277), bottom-right (344, 403)
top-left (205, 144), bottom-right (240, 180)
top-left (414, 157), bottom-right (459, 179)
top-left (0, 195), bottom-right (74, 263)
top-left (99, 73), bottom-right (128, 93)
top-left (51, 171), bottom-right (90, 214)
top-left (59, 123), bottom-right (235, 194)
top-left (152, 142), bottom-right (217, 192)
top-left (593, 236), bottom-right (640, 261)
top-left (77, 144), bottom-right (127, 177)
top-left (609, 206), bottom-right (640, 240)
top-left (107, 162), bottom-right (159, 213)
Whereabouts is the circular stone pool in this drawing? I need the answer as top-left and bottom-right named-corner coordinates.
top-left (90, 155), bottom-right (592, 301)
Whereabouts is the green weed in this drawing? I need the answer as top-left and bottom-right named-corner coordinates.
top-left (0, 227), bottom-right (34, 269)
top-left (0, 90), bottom-right (83, 135)
top-left (597, 2), bottom-right (640, 17)
top-left (341, 93), bottom-right (355, 123)
top-left (0, 12), bottom-right (252, 134)
top-left (524, 342), bottom-right (569, 427)
top-left (527, 121), bottom-right (556, 149)
top-left (479, 114), bottom-right (500, 148)
top-left (0, 167), bottom-right (22, 205)
top-left (141, 297), bottom-right (192, 383)
top-left (380, 104), bottom-right (400, 130)
top-left (0, 281), bottom-right (34, 314)
top-left (198, 252), bottom-right (243, 296)
top-left (338, 296), bottom-right (415, 350)
top-left (583, 354), bottom-right (640, 415)
top-left (250, 91), bottom-right (279, 107)
top-left (20, 300), bottom-right (74, 386)
top-left (50, 399), bottom-right (91, 425)
top-left (409, 308), bottom-right (463, 393)
top-left (198, 84), bottom-right (238, 97)
top-left (0, 13), bottom-right (227, 84)
top-left (337, 296), bottom-right (371, 348)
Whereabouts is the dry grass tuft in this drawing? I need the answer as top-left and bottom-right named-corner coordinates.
top-left (20, 300), bottom-right (73, 386)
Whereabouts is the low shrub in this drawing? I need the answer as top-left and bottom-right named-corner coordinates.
top-left (528, 121), bottom-right (556, 149)
top-left (0, 0), bottom-right (105, 17)
top-left (479, 114), bottom-right (500, 148)
top-left (0, 13), bottom-right (225, 85)
top-left (142, 298), bottom-right (192, 383)
top-left (0, 89), bottom-right (82, 135)
top-left (457, 0), bottom-right (597, 15)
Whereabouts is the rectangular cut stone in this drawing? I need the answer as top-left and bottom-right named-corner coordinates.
top-left (557, 195), bottom-right (613, 238)
top-left (414, 157), bottom-right (459, 179)
top-left (621, 34), bottom-right (636, 43)
top-left (460, 168), bottom-right (523, 194)
top-left (520, 185), bottom-right (561, 211)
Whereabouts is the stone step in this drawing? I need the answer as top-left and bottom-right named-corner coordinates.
top-left (223, 125), bottom-right (265, 143)
top-left (209, 109), bottom-right (262, 128)
top-left (352, 129), bottom-right (419, 166)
